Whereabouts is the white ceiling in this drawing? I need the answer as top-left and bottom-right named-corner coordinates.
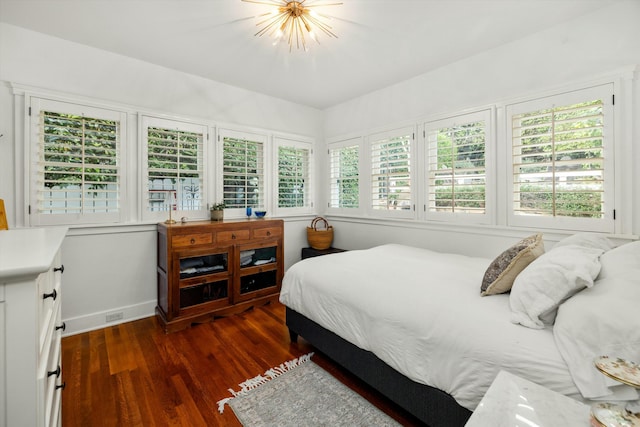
top-left (0, 0), bottom-right (621, 109)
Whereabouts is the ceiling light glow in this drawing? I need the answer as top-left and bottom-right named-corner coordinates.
top-left (242, 0), bottom-right (342, 52)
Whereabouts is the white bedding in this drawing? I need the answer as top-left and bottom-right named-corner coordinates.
top-left (280, 244), bottom-right (582, 410)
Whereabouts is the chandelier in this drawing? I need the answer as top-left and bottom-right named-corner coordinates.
top-left (242, 0), bottom-right (342, 51)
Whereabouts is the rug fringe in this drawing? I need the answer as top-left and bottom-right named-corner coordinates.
top-left (217, 352), bottom-right (314, 414)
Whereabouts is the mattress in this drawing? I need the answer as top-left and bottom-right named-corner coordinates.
top-left (280, 244), bottom-right (582, 410)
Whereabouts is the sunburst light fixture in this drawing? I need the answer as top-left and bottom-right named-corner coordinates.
top-left (241, 0), bottom-right (342, 51)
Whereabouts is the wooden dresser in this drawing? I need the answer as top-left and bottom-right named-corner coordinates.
top-left (0, 227), bottom-right (67, 427)
top-left (156, 219), bottom-right (284, 333)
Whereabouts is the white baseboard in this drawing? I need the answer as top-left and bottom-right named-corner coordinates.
top-left (61, 300), bottom-right (157, 336)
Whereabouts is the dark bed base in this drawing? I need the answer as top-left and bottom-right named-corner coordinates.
top-left (286, 307), bottom-right (472, 427)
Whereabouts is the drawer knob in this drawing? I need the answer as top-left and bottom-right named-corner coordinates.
top-left (190, 238), bottom-right (196, 244)
top-left (232, 234), bottom-right (236, 239)
top-left (56, 322), bottom-right (66, 332)
top-left (54, 264), bottom-right (65, 274)
top-left (56, 382), bottom-right (66, 391)
top-left (267, 231), bottom-right (271, 236)
top-left (43, 289), bottom-right (57, 301)
top-left (48, 366), bottom-right (61, 378)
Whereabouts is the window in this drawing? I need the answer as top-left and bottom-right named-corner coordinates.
top-left (275, 137), bottom-right (313, 214)
top-left (368, 126), bottom-right (414, 218)
top-left (29, 98), bottom-right (126, 226)
top-left (425, 109), bottom-right (492, 224)
top-left (142, 116), bottom-right (208, 222)
top-left (219, 129), bottom-right (266, 212)
top-left (328, 138), bottom-right (360, 211)
top-left (507, 84), bottom-right (614, 232)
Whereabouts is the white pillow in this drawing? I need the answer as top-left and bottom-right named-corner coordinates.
top-left (554, 232), bottom-right (615, 252)
top-left (597, 240), bottom-right (640, 280)
top-left (509, 245), bottom-right (604, 329)
top-left (553, 240), bottom-right (640, 399)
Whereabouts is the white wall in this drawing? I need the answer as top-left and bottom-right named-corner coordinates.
top-left (1, 1), bottom-right (639, 334)
top-left (323, 1), bottom-right (640, 256)
top-left (0, 23), bottom-right (324, 334)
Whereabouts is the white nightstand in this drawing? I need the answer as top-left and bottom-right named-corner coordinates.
top-left (465, 370), bottom-right (590, 427)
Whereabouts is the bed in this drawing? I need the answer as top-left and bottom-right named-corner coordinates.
top-left (280, 235), bottom-right (640, 427)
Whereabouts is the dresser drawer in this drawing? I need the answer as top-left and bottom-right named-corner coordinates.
top-left (252, 226), bottom-right (282, 239)
top-left (38, 324), bottom-right (61, 427)
top-left (37, 271), bottom-right (57, 355)
top-left (40, 297), bottom-right (62, 372)
top-left (172, 233), bottom-right (213, 248)
top-left (216, 229), bottom-right (250, 244)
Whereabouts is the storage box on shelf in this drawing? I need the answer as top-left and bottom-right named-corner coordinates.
top-left (156, 219), bottom-right (284, 333)
top-left (0, 227), bottom-right (67, 427)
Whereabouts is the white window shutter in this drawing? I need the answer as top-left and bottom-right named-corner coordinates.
top-left (369, 127), bottom-right (414, 218)
top-left (329, 141), bottom-right (359, 209)
top-left (507, 84), bottom-right (614, 232)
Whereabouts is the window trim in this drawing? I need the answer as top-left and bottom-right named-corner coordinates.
top-left (28, 96), bottom-right (128, 226)
top-left (505, 84), bottom-right (615, 233)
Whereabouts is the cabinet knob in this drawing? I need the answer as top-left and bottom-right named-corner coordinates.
top-left (232, 234), bottom-right (236, 239)
top-left (56, 322), bottom-right (66, 332)
top-left (266, 231), bottom-right (271, 236)
top-left (190, 238), bottom-right (196, 244)
top-left (54, 264), bottom-right (65, 274)
top-left (48, 365), bottom-right (61, 378)
top-left (56, 382), bottom-right (66, 391)
top-left (43, 289), bottom-right (57, 301)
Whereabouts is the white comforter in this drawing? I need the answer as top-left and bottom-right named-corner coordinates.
top-left (280, 244), bottom-right (581, 410)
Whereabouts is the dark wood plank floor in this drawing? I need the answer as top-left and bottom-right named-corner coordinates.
top-left (62, 301), bottom-right (423, 426)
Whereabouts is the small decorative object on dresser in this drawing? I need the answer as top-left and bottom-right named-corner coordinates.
top-left (156, 219), bottom-right (284, 333)
top-left (210, 202), bottom-right (225, 221)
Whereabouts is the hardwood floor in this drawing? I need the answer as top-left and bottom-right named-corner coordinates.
top-left (61, 301), bottom-right (423, 426)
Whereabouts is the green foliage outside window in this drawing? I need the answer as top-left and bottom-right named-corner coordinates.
top-left (42, 111), bottom-right (118, 189)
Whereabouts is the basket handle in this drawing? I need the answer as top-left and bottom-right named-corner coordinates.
top-left (310, 216), bottom-right (330, 231)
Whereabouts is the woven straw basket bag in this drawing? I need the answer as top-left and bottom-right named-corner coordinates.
top-left (306, 217), bottom-right (334, 250)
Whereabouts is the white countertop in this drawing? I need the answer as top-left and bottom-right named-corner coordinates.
top-left (465, 370), bottom-right (591, 427)
top-left (0, 227), bottom-right (68, 281)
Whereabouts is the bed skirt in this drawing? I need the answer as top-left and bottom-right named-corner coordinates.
top-left (285, 307), bottom-right (472, 427)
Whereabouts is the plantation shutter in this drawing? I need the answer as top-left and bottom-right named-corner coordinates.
top-left (146, 124), bottom-right (204, 214)
top-left (39, 111), bottom-right (120, 214)
top-left (426, 111), bottom-right (489, 221)
top-left (222, 132), bottom-right (265, 209)
top-left (507, 84), bottom-right (614, 232)
top-left (30, 98), bottom-right (126, 226)
top-left (369, 127), bottom-right (413, 217)
top-left (512, 101), bottom-right (604, 217)
top-left (329, 142), bottom-right (359, 209)
top-left (277, 139), bottom-right (312, 210)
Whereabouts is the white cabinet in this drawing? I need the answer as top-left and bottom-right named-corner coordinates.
top-left (0, 227), bottom-right (68, 427)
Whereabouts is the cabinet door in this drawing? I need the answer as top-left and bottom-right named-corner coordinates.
top-left (234, 239), bottom-right (282, 303)
top-left (173, 248), bottom-right (232, 316)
